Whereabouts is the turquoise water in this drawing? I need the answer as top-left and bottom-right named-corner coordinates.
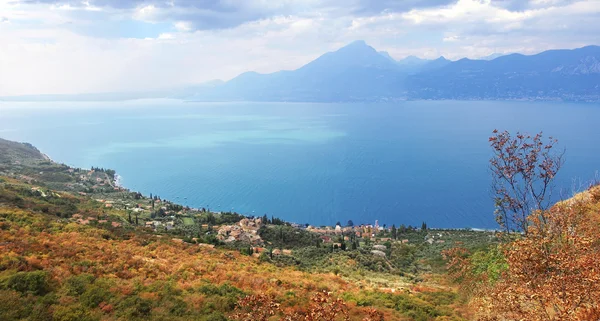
top-left (1, 99), bottom-right (599, 228)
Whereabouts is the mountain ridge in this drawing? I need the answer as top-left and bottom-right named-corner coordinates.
top-left (195, 42), bottom-right (600, 102)
top-left (2, 42), bottom-right (599, 102)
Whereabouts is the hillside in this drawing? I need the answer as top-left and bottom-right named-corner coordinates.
top-left (0, 138), bottom-right (486, 320)
top-left (0, 138), bottom-right (47, 163)
top-left (1, 136), bottom-right (599, 320)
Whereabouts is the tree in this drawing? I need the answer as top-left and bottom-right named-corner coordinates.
top-left (335, 221), bottom-right (341, 227)
top-left (391, 225), bottom-right (397, 240)
top-left (347, 220), bottom-right (354, 227)
top-left (421, 221), bottom-right (427, 231)
top-left (489, 130), bottom-right (564, 233)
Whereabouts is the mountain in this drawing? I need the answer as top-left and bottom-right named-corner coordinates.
top-left (196, 43), bottom-right (599, 102)
top-left (419, 56), bottom-right (451, 71)
top-left (378, 51), bottom-right (396, 63)
top-left (478, 53), bottom-right (507, 61)
top-left (406, 45), bottom-right (600, 101)
top-left (199, 40), bottom-right (408, 102)
top-left (393, 55), bottom-right (432, 74)
top-left (3, 43), bottom-right (599, 102)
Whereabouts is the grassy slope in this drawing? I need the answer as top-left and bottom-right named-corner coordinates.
top-left (0, 177), bottom-right (472, 320)
top-left (0, 138), bottom-right (47, 163)
top-left (0, 138), bottom-right (473, 320)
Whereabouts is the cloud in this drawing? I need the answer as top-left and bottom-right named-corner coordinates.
top-left (18, 0), bottom-right (304, 30)
top-left (1, 0), bottom-right (599, 95)
top-left (10, 0), bottom-right (486, 31)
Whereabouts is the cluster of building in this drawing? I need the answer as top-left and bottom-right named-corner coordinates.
top-left (305, 220), bottom-right (388, 238)
top-left (217, 217), bottom-right (263, 244)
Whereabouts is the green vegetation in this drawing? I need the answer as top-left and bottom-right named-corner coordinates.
top-left (0, 137), bottom-right (493, 320)
top-left (259, 225), bottom-right (322, 249)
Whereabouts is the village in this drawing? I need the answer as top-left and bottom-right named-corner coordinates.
top-left (3, 159), bottom-right (479, 260)
top-left (7, 161), bottom-right (490, 266)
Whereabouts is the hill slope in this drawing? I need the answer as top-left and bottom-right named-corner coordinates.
top-left (0, 138), bottom-right (478, 320)
top-left (0, 138), bottom-right (47, 163)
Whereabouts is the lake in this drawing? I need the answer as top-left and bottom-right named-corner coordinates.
top-left (1, 99), bottom-right (599, 228)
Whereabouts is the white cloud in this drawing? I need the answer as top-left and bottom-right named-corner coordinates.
top-left (157, 33), bottom-right (175, 39)
top-left (443, 35), bottom-right (460, 42)
top-left (174, 21), bottom-right (193, 32)
top-left (0, 0), bottom-right (599, 95)
top-left (133, 4), bottom-right (159, 22)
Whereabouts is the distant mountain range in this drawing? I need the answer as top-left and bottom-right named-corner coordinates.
top-left (407, 45), bottom-right (600, 101)
top-left (194, 41), bottom-right (599, 102)
top-left (2, 42), bottom-right (599, 102)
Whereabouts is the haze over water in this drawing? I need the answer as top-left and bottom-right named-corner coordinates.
top-left (1, 99), bottom-right (599, 228)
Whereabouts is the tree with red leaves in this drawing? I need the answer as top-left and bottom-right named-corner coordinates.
top-left (489, 130), bottom-right (564, 234)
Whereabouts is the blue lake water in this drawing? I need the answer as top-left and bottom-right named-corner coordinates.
top-left (1, 99), bottom-right (599, 228)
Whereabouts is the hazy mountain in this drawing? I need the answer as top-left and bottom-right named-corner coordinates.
top-left (194, 43), bottom-right (600, 102)
top-left (378, 51), bottom-right (396, 63)
top-left (478, 53), bottom-right (507, 61)
top-left (419, 56), bottom-right (451, 72)
top-left (406, 45), bottom-right (600, 101)
top-left (200, 40), bottom-right (407, 102)
top-left (4, 43), bottom-right (599, 102)
top-left (397, 55), bottom-right (429, 66)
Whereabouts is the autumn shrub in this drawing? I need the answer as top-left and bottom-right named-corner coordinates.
top-left (80, 283), bottom-right (112, 308)
top-left (232, 291), bottom-right (352, 321)
top-left (63, 273), bottom-right (95, 296)
top-left (476, 199), bottom-right (600, 321)
top-left (416, 291), bottom-right (458, 306)
top-left (199, 311), bottom-right (229, 321)
top-left (343, 290), bottom-right (449, 321)
top-left (115, 295), bottom-right (153, 319)
top-left (443, 245), bottom-right (507, 298)
top-left (0, 270), bottom-right (51, 296)
top-left (0, 290), bottom-right (30, 320)
top-left (52, 303), bottom-right (100, 321)
top-left (197, 282), bottom-right (245, 298)
top-left (0, 253), bottom-right (29, 271)
top-left (167, 297), bottom-right (188, 316)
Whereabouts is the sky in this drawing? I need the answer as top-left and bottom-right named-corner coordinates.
top-left (1, 0), bottom-right (599, 95)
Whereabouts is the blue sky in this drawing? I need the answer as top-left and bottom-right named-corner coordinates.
top-left (1, 0), bottom-right (599, 95)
